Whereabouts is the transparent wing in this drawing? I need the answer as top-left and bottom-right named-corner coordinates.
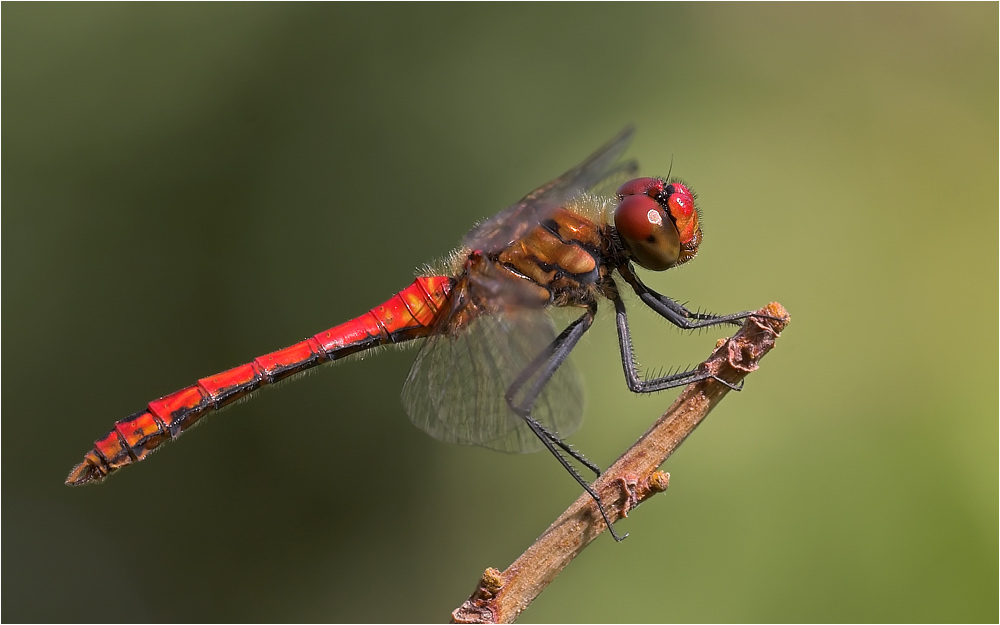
top-left (401, 309), bottom-right (584, 454)
top-left (589, 158), bottom-right (640, 200)
top-left (463, 126), bottom-right (637, 253)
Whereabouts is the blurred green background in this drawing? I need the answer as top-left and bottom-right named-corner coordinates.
top-left (3, 4), bottom-right (996, 622)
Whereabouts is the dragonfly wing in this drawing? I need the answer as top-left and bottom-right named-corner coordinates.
top-left (463, 126), bottom-right (637, 253)
top-left (401, 309), bottom-right (584, 454)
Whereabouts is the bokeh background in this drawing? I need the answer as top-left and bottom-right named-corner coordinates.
top-left (3, 4), bottom-right (995, 622)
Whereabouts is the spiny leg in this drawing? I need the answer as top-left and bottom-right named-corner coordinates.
top-left (520, 415), bottom-right (627, 542)
top-left (620, 267), bottom-right (766, 330)
top-left (504, 305), bottom-right (627, 541)
top-left (612, 292), bottom-right (742, 393)
top-left (504, 310), bottom-right (601, 477)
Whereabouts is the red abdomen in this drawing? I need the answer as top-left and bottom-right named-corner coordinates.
top-left (66, 276), bottom-right (453, 486)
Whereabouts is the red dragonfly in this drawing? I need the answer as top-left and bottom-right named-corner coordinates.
top-left (67, 128), bottom-right (759, 541)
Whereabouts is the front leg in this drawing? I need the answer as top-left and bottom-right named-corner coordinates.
top-left (619, 265), bottom-right (760, 329)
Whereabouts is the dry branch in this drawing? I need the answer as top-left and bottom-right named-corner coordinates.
top-left (452, 302), bottom-right (790, 624)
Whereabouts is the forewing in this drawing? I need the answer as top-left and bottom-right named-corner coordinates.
top-left (463, 126), bottom-right (637, 253)
top-left (589, 158), bottom-right (640, 199)
top-left (401, 310), bottom-right (584, 454)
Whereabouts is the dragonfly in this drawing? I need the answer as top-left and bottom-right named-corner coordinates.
top-left (66, 127), bottom-right (762, 541)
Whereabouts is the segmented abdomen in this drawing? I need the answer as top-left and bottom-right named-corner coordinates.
top-left (66, 276), bottom-right (453, 486)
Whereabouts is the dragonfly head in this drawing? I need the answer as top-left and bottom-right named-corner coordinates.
top-left (614, 177), bottom-right (702, 271)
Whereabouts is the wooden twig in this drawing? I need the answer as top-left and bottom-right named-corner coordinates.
top-left (451, 302), bottom-right (790, 624)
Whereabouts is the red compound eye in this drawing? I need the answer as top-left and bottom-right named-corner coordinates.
top-left (614, 192), bottom-right (680, 271)
top-left (663, 183), bottom-right (699, 245)
top-left (614, 178), bottom-right (702, 270)
top-left (616, 177), bottom-right (664, 198)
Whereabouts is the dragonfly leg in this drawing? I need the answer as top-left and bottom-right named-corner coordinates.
top-left (520, 415), bottom-right (627, 543)
top-left (612, 293), bottom-right (742, 393)
top-left (504, 306), bottom-right (628, 541)
top-left (621, 268), bottom-right (764, 329)
top-left (505, 309), bottom-right (601, 476)
top-left (533, 420), bottom-right (601, 477)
